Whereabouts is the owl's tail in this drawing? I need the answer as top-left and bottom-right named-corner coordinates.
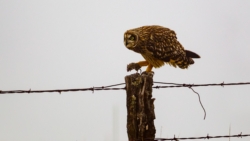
top-left (185, 50), bottom-right (200, 58)
top-left (177, 50), bottom-right (200, 69)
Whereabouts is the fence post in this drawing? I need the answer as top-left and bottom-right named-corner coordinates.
top-left (125, 73), bottom-right (156, 141)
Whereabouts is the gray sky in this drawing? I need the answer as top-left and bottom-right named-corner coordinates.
top-left (1, 1), bottom-right (250, 141)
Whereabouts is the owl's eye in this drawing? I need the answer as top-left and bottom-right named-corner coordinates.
top-left (129, 35), bottom-right (135, 40)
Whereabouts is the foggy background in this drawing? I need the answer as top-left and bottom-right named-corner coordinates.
top-left (1, 1), bottom-right (250, 141)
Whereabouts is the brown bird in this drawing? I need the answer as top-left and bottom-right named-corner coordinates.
top-left (124, 25), bottom-right (200, 72)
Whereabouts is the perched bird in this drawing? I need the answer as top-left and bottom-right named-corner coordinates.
top-left (124, 25), bottom-right (200, 72)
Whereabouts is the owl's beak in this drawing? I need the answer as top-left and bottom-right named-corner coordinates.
top-left (125, 40), bottom-right (128, 46)
top-left (124, 34), bottom-right (130, 48)
top-left (124, 38), bottom-right (128, 47)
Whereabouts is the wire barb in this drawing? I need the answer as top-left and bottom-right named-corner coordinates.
top-left (206, 134), bottom-right (210, 139)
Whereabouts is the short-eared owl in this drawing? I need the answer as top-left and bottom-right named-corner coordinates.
top-left (124, 25), bottom-right (200, 72)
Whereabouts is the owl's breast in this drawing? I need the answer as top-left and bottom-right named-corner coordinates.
top-left (141, 52), bottom-right (164, 68)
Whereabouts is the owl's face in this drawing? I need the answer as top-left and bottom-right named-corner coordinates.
top-left (124, 31), bottom-right (139, 49)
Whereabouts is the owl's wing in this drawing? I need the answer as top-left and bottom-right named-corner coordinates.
top-left (146, 29), bottom-right (185, 62)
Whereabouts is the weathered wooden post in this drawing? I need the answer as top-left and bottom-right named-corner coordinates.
top-left (125, 72), bottom-right (156, 141)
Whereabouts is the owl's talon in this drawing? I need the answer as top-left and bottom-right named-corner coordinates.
top-left (127, 63), bottom-right (141, 72)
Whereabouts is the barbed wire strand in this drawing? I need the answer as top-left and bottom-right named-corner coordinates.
top-left (153, 82), bottom-right (250, 88)
top-left (153, 132), bottom-right (250, 140)
top-left (1, 82), bottom-right (250, 94)
top-left (154, 82), bottom-right (183, 85)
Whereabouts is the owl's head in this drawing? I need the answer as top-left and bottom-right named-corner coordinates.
top-left (124, 31), bottom-right (139, 49)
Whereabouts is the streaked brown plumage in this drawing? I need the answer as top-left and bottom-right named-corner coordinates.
top-left (124, 25), bottom-right (200, 72)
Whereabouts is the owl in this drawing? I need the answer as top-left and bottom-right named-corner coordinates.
top-left (124, 25), bottom-right (200, 72)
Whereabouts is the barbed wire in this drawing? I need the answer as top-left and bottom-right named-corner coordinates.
top-left (153, 81), bottom-right (250, 88)
top-left (0, 81), bottom-right (250, 94)
top-left (153, 132), bottom-right (250, 140)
